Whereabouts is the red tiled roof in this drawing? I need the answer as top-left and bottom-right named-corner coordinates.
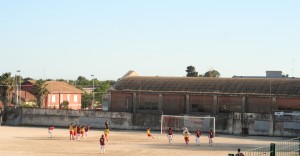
top-left (46, 81), bottom-right (83, 94)
top-left (20, 91), bottom-right (36, 102)
top-left (23, 80), bottom-right (83, 94)
top-left (12, 91), bottom-right (36, 102)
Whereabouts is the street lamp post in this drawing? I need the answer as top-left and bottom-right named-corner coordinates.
top-left (17, 70), bottom-right (21, 107)
top-left (91, 75), bottom-right (94, 110)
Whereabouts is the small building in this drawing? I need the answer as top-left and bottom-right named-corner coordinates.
top-left (12, 91), bottom-right (36, 106)
top-left (22, 80), bottom-right (83, 110)
top-left (233, 70), bottom-right (289, 78)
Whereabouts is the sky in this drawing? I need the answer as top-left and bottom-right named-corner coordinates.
top-left (0, 0), bottom-right (299, 81)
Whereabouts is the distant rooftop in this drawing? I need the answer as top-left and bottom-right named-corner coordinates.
top-left (233, 71), bottom-right (289, 79)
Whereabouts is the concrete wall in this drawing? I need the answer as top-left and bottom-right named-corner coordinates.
top-left (3, 108), bottom-right (300, 137)
top-left (11, 108), bottom-right (132, 130)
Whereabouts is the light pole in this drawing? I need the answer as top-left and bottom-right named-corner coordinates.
top-left (91, 74), bottom-right (94, 110)
top-left (17, 70), bottom-right (21, 107)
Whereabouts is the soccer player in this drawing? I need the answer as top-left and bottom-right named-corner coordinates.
top-left (236, 148), bottom-right (244, 156)
top-left (195, 129), bottom-right (201, 146)
top-left (208, 129), bottom-right (214, 146)
top-left (84, 124), bottom-right (90, 139)
top-left (167, 127), bottom-right (173, 145)
top-left (77, 125), bottom-right (81, 140)
top-left (80, 125), bottom-right (85, 139)
top-left (184, 131), bottom-right (190, 146)
top-left (100, 135), bottom-right (105, 154)
top-left (146, 128), bottom-right (155, 139)
top-left (48, 125), bottom-right (54, 138)
top-left (182, 127), bottom-right (189, 135)
top-left (104, 120), bottom-right (109, 129)
top-left (104, 128), bottom-right (110, 141)
top-left (69, 123), bottom-right (74, 140)
top-left (73, 124), bottom-right (77, 140)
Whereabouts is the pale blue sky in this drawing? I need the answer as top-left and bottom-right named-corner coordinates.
top-left (0, 1), bottom-right (299, 80)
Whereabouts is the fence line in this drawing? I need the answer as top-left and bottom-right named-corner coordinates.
top-left (244, 145), bottom-right (273, 156)
top-left (229, 137), bottom-right (300, 156)
top-left (276, 137), bottom-right (300, 156)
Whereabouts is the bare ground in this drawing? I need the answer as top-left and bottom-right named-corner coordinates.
top-left (0, 126), bottom-right (289, 156)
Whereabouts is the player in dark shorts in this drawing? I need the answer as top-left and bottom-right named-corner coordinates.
top-left (208, 129), bottom-right (214, 146)
top-left (104, 120), bottom-right (109, 129)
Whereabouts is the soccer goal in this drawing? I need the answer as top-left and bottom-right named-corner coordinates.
top-left (161, 115), bottom-right (215, 134)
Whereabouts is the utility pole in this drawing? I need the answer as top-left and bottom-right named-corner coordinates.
top-left (16, 70), bottom-right (21, 107)
top-left (91, 74), bottom-right (94, 110)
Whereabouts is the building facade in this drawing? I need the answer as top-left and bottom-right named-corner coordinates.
top-left (22, 80), bottom-right (83, 110)
top-left (106, 72), bottom-right (300, 115)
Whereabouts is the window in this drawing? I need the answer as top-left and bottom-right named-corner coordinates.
top-left (191, 104), bottom-right (206, 112)
top-left (74, 95), bottom-right (78, 102)
top-left (67, 94), bottom-right (70, 102)
top-left (51, 95), bottom-right (56, 102)
top-left (60, 94), bottom-right (63, 103)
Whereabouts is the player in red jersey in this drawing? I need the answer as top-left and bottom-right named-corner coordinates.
top-left (236, 148), bottom-right (244, 156)
top-left (99, 135), bottom-right (105, 154)
top-left (208, 129), bottom-right (214, 146)
top-left (167, 127), bottom-right (173, 145)
top-left (76, 125), bottom-right (81, 140)
top-left (195, 129), bottom-right (201, 146)
top-left (48, 125), bottom-right (54, 138)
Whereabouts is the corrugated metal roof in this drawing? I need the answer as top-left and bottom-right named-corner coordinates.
top-left (113, 76), bottom-right (300, 96)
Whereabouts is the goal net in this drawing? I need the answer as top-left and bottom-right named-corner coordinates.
top-left (161, 115), bottom-right (215, 134)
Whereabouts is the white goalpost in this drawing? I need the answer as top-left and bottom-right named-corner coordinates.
top-left (161, 115), bottom-right (215, 135)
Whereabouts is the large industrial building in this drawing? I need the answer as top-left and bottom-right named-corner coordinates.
top-left (106, 71), bottom-right (300, 115)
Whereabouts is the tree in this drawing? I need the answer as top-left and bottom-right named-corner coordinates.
top-left (81, 80), bottom-right (115, 109)
top-left (204, 70), bottom-right (221, 77)
top-left (81, 93), bottom-right (92, 109)
top-left (0, 73), bottom-right (14, 108)
top-left (32, 79), bottom-right (49, 108)
top-left (59, 100), bottom-right (69, 109)
top-left (94, 81), bottom-right (113, 103)
top-left (23, 77), bottom-right (33, 82)
top-left (186, 66), bottom-right (198, 77)
top-left (76, 76), bottom-right (90, 89)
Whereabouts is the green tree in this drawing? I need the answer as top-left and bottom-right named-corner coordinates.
top-left (81, 93), bottom-right (92, 109)
top-left (23, 77), bottom-right (33, 82)
top-left (76, 76), bottom-right (90, 89)
top-left (204, 70), bottom-right (221, 77)
top-left (59, 100), bottom-right (69, 109)
top-left (0, 73), bottom-right (14, 108)
top-left (81, 80), bottom-right (115, 109)
top-left (94, 81), bottom-right (113, 103)
top-left (186, 66), bottom-right (198, 77)
top-left (32, 79), bottom-right (49, 108)
top-left (56, 79), bottom-right (67, 82)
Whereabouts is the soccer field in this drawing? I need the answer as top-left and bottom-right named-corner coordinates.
top-left (0, 126), bottom-right (289, 156)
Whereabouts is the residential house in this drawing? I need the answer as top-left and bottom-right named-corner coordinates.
top-left (22, 80), bottom-right (83, 110)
